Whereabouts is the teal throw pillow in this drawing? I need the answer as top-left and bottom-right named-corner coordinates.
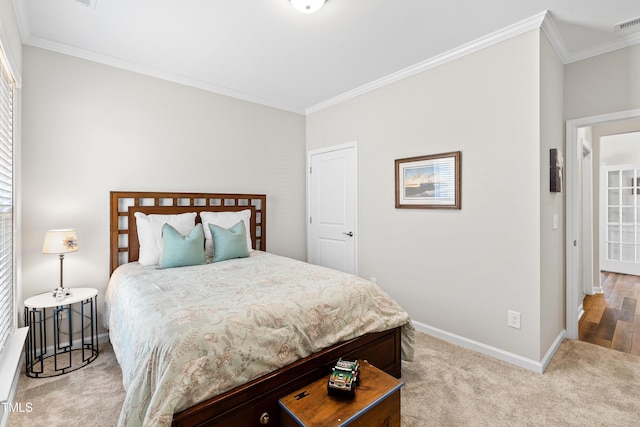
top-left (209, 221), bottom-right (249, 262)
top-left (158, 223), bottom-right (206, 269)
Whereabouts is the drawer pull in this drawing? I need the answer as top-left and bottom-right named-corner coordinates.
top-left (259, 412), bottom-right (270, 424)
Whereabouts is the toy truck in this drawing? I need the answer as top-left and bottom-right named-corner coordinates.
top-left (327, 358), bottom-right (360, 397)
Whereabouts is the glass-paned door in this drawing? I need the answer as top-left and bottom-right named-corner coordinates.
top-left (600, 164), bottom-right (640, 276)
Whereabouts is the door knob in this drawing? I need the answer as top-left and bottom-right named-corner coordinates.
top-left (343, 231), bottom-right (354, 237)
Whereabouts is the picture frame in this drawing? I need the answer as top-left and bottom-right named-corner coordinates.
top-left (395, 151), bottom-right (461, 209)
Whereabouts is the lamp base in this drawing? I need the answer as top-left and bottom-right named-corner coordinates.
top-left (52, 287), bottom-right (72, 300)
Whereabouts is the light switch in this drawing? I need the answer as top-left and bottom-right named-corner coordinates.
top-left (552, 214), bottom-right (558, 230)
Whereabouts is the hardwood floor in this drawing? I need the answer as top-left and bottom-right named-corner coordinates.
top-left (579, 271), bottom-right (640, 356)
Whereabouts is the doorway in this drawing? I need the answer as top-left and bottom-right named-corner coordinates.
top-left (566, 109), bottom-right (640, 340)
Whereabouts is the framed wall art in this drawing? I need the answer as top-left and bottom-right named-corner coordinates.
top-left (395, 151), bottom-right (461, 209)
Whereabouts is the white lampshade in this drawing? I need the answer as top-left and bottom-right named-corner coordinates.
top-left (42, 229), bottom-right (79, 254)
top-left (290, 0), bottom-right (326, 14)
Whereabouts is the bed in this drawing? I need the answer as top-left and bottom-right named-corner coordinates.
top-left (105, 191), bottom-right (414, 427)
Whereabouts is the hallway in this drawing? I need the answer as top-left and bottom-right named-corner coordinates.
top-left (579, 272), bottom-right (640, 356)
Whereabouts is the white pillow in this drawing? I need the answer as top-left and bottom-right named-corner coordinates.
top-left (200, 210), bottom-right (253, 258)
top-left (134, 212), bottom-right (197, 266)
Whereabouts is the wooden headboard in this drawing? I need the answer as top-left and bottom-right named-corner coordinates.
top-left (109, 191), bottom-right (266, 274)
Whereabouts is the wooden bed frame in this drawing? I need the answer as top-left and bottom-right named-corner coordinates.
top-left (109, 191), bottom-right (403, 426)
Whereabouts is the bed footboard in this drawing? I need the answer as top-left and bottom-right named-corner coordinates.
top-left (172, 327), bottom-right (402, 427)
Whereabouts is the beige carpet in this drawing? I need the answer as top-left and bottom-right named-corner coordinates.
top-left (401, 332), bottom-right (640, 426)
top-left (9, 343), bottom-right (124, 426)
top-left (9, 331), bottom-right (640, 426)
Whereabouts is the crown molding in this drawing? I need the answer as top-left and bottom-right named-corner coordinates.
top-left (14, 4), bottom-right (640, 115)
top-left (307, 11), bottom-right (549, 114)
top-left (540, 11), bottom-right (569, 63)
top-left (0, 21), bottom-right (21, 86)
top-left (12, 0), bottom-right (31, 44)
top-left (564, 31), bottom-right (640, 63)
top-left (307, 11), bottom-right (640, 113)
top-left (23, 35), bottom-right (305, 115)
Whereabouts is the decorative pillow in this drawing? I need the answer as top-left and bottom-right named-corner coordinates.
top-left (134, 212), bottom-right (197, 266)
top-left (200, 210), bottom-right (252, 258)
top-left (209, 221), bottom-right (249, 262)
top-left (158, 223), bottom-right (206, 269)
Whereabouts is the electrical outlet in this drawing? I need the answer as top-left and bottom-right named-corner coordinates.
top-left (508, 310), bottom-right (521, 329)
top-left (370, 277), bottom-right (377, 284)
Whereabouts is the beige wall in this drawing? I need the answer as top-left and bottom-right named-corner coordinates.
top-left (20, 47), bottom-right (307, 333)
top-left (565, 44), bottom-right (640, 121)
top-left (539, 32), bottom-right (565, 359)
top-left (307, 30), bottom-right (554, 362)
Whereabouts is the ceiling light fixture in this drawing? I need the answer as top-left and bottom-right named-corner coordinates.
top-left (75, 0), bottom-right (97, 9)
top-left (290, 0), bottom-right (326, 14)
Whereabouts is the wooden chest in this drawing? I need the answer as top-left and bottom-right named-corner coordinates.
top-left (278, 360), bottom-right (403, 427)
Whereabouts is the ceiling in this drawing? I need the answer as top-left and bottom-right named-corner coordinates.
top-left (12, 0), bottom-right (640, 114)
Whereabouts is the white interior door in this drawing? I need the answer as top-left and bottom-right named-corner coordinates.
top-left (600, 163), bottom-right (640, 276)
top-left (307, 143), bottom-right (357, 274)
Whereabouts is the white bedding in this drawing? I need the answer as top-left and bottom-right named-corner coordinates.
top-left (104, 251), bottom-right (414, 426)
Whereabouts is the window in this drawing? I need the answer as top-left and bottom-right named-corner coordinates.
top-left (0, 39), bottom-right (15, 353)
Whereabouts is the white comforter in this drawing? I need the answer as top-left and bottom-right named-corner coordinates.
top-left (104, 251), bottom-right (414, 426)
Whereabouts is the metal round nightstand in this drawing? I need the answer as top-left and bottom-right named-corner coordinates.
top-left (23, 288), bottom-right (99, 378)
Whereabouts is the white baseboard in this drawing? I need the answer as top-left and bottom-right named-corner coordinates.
top-left (412, 320), bottom-right (565, 374)
top-left (98, 332), bottom-right (110, 344)
top-left (35, 332), bottom-right (110, 358)
top-left (540, 330), bottom-right (565, 372)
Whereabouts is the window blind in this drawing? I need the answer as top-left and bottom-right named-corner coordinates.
top-left (0, 41), bottom-right (14, 353)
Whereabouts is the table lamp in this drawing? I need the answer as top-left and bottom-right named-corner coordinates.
top-left (42, 229), bottom-right (78, 299)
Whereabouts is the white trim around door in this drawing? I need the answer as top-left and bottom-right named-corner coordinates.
top-left (566, 108), bottom-right (640, 339)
